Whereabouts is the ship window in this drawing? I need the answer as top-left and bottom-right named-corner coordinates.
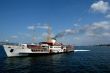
top-left (50, 46), bottom-right (52, 48)
top-left (22, 45), bottom-right (24, 49)
top-left (10, 49), bottom-right (14, 52)
top-left (8, 47), bottom-right (11, 48)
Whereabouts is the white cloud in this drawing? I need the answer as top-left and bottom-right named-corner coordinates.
top-left (85, 31), bottom-right (96, 37)
top-left (102, 32), bottom-right (110, 36)
top-left (87, 21), bottom-right (110, 36)
top-left (65, 29), bottom-right (72, 33)
top-left (37, 25), bottom-right (49, 29)
top-left (105, 14), bottom-right (110, 18)
top-left (53, 20), bottom-right (110, 45)
top-left (65, 28), bottom-right (79, 34)
top-left (91, 21), bottom-right (110, 30)
top-left (10, 35), bottom-right (18, 39)
top-left (74, 37), bottom-right (80, 40)
top-left (5, 40), bottom-right (9, 42)
top-left (27, 25), bottom-right (36, 30)
top-left (85, 21), bottom-right (110, 32)
top-left (76, 21), bottom-right (110, 45)
top-left (91, 0), bottom-right (110, 13)
top-left (73, 24), bottom-right (80, 27)
top-left (27, 24), bottom-right (50, 30)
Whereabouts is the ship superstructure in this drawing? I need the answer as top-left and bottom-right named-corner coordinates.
top-left (2, 38), bottom-right (73, 57)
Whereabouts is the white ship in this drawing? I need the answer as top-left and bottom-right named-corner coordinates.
top-left (2, 39), bottom-right (74, 57)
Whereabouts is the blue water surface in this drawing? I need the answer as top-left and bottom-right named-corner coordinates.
top-left (0, 46), bottom-right (110, 73)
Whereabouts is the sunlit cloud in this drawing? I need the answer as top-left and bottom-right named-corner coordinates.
top-left (91, 0), bottom-right (110, 13)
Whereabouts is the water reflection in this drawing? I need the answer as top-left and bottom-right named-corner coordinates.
top-left (1, 53), bottom-right (73, 73)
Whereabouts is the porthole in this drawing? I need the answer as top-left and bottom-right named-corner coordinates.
top-left (10, 49), bottom-right (14, 53)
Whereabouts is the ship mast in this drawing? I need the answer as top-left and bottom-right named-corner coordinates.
top-left (29, 24), bottom-right (52, 43)
top-left (31, 25), bottom-right (36, 44)
top-left (47, 25), bottom-right (52, 42)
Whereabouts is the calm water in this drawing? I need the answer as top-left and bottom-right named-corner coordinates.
top-left (0, 46), bottom-right (110, 73)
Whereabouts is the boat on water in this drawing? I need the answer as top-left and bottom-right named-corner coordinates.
top-left (0, 39), bottom-right (74, 57)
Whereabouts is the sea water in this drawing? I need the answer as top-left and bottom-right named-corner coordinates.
top-left (0, 46), bottom-right (110, 73)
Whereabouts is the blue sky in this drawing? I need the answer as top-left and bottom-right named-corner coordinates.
top-left (0, 0), bottom-right (110, 45)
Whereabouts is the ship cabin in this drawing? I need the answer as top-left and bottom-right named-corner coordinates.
top-left (27, 41), bottom-right (65, 53)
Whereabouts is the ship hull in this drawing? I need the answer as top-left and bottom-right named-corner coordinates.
top-left (1, 45), bottom-right (74, 57)
top-left (0, 45), bottom-right (7, 58)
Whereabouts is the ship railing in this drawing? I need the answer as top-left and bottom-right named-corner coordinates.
top-left (31, 48), bottom-right (49, 52)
